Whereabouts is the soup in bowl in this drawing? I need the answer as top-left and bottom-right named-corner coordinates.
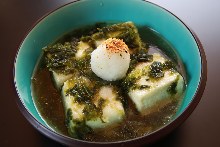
top-left (14, 0), bottom-right (206, 146)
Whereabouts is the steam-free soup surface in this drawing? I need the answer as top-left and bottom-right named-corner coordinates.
top-left (32, 23), bottom-right (185, 142)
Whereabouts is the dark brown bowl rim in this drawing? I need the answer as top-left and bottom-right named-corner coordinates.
top-left (13, 0), bottom-right (207, 146)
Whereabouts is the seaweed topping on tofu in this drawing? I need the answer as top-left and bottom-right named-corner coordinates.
top-left (122, 53), bottom-right (179, 93)
top-left (167, 75), bottom-right (179, 95)
top-left (122, 63), bottom-right (149, 93)
top-left (132, 49), bottom-right (153, 62)
top-left (65, 108), bottom-right (93, 138)
top-left (65, 77), bottom-right (104, 120)
top-left (80, 22), bottom-right (146, 53)
top-left (148, 61), bottom-right (164, 78)
top-left (43, 39), bottom-right (94, 89)
top-left (66, 83), bottom-right (94, 104)
top-left (44, 40), bottom-right (94, 75)
top-left (127, 49), bottom-right (153, 74)
top-left (43, 41), bottom-right (78, 74)
top-left (148, 60), bottom-right (177, 79)
top-left (100, 22), bottom-right (142, 50)
top-left (62, 76), bottom-right (125, 138)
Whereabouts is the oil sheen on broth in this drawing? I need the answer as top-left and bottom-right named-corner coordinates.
top-left (31, 22), bottom-right (185, 142)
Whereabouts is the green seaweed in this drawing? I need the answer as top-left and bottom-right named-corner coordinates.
top-left (65, 108), bottom-right (73, 126)
top-left (148, 61), bottom-right (164, 79)
top-left (74, 120), bottom-right (93, 139)
top-left (148, 60), bottom-right (177, 79)
top-left (43, 41), bottom-right (78, 74)
top-left (167, 76), bottom-right (179, 95)
top-left (66, 84), bottom-right (93, 104)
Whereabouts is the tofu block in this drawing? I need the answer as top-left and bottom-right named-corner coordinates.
top-left (52, 71), bottom-right (73, 89)
top-left (86, 86), bottom-right (125, 129)
top-left (61, 77), bottom-right (125, 137)
top-left (127, 53), bottom-right (184, 115)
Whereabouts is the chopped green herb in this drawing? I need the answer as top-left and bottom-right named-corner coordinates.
top-left (97, 22), bottom-right (143, 52)
top-left (83, 103), bottom-right (102, 121)
top-left (167, 76), bottom-right (179, 95)
top-left (131, 84), bottom-right (150, 90)
top-left (92, 32), bottom-right (106, 40)
top-left (74, 120), bottom-right (93, 139)
top-left (44, 42), bottom-right (78, 74)
top-left (149, 61), bottom-right (164, 79)
top-left (80, 36), bottom-right (96, 48)
top-left (66, 84), bottom-right (93, 104)
top-left (148, 60), bottom-right (178, 79)
top-left (65, 108), bottom-right (73, 125)
top-left (97, 98), bottom-right (106, 110)
top-left (121, 77), bottom-right (136, 93)
top-left (163, 60), bottom-right (176, 71)
top-left (139, 85), bottom-right (150, 89)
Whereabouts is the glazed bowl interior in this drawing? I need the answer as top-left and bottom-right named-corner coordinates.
top-left (14, 0), bottom-right (204, 145)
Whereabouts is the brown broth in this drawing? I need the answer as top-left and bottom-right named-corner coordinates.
top-left (32, 59), bottom-right (69, 135)
top-left (31, 24), bottom-right (185, 142)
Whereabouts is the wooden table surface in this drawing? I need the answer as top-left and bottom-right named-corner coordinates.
top-left (1, 0), bottom-right (219, 146)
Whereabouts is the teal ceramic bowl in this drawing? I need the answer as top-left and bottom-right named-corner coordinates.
top-left (14, 0), bottom-right (207, 146)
